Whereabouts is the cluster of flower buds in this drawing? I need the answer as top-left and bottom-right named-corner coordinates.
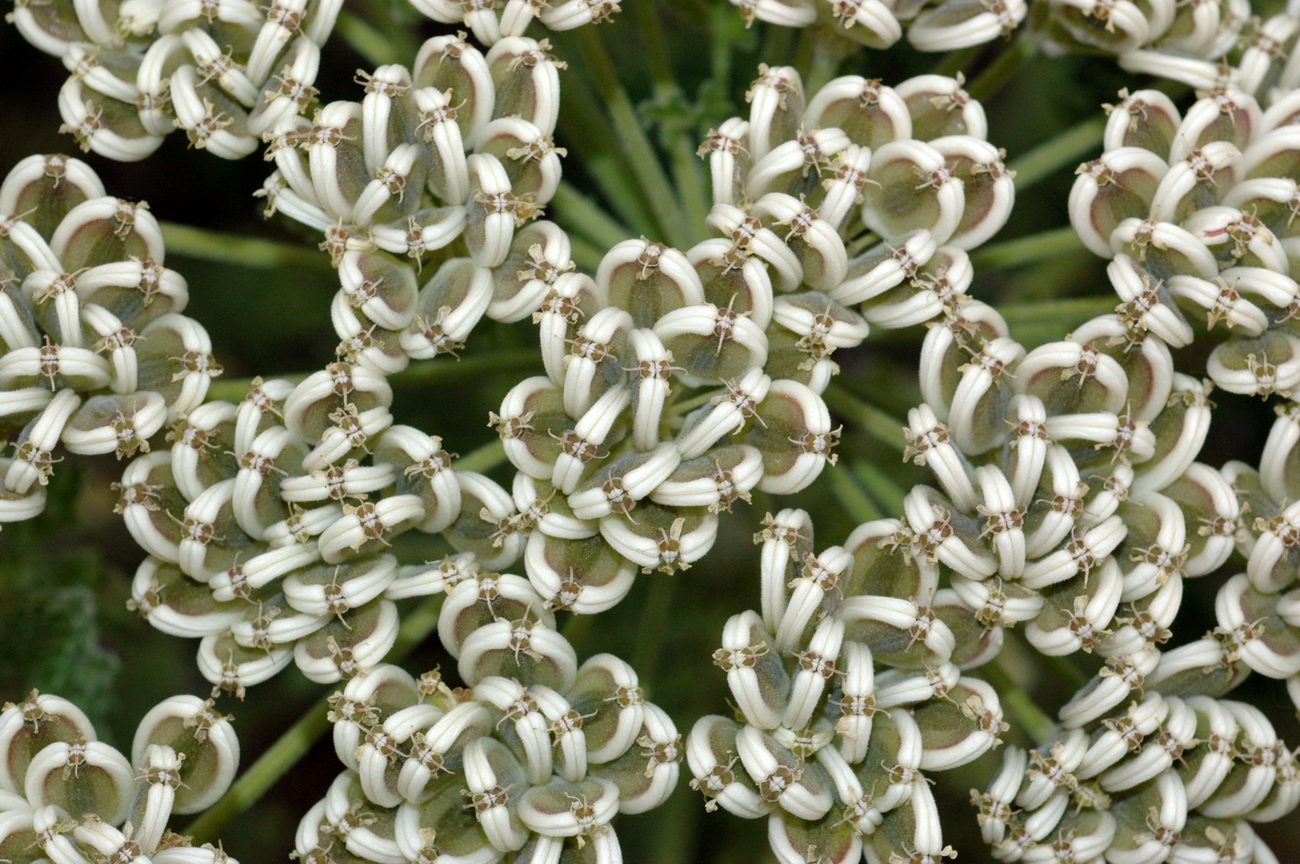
top-left (7, 0), bottom-right (342, 160)
top-left (686, 508), bottom-right (1008, 864)
top-left (407, 0), bottom-right (623, 46)
top-left (481, 67), bottom-right (1016, 614)
top-left (292, 572), bottom-right (679, 864)
top-left (1210, 403), bottom-right (1300, 715)
top-left (906, 298), bottom-right (1235, 662)
top-left (261, 34), bottom-right (570, 376)
top-left (1071, 86), bottom-right (1300, 398)
top-left (978, 687), bottom-right (1298, 863)
top-left (115, 363), bottom-right (528, 696)
top-left (728, 0), bottom-right (1026, 52)
top-left (1034, 0), bottom-right (1300, 97)
top-left (706, 68), bottom-right (1016, 263)
top-left (0, 154), bottom-right (218, 531)
top-left (0, 689), bottom-right (240, 863)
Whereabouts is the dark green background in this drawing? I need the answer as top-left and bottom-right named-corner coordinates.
top-left (0, 1), bottom-right (1295, 860)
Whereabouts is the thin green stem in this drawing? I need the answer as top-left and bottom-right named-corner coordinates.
top-left (759, 23), bottom-right (794, 65)
top-left (970, 225), bottom-right (1083, 271)
top-left (335, 9), bottom-right (410, 67)
top-left (999, 295), bottom-right (1118, 346)
top-left (551, 181), bottom-right (633, 249)
top-left (666, 389), bottom-right (716, 419)
top-left (1009, 116), bottom-right (1106, 192)
top-left (561, 612), bottom-right (595, 649)
top-left (849, 458), bottom-right (906, 518)
top-left (569, 236), bottom-right (604, 273)
top-left (930, 44), bottom-right (985, 79)
top-left (183, 597), bottom-right (444, 841)
top-left (668, 142), bottom-right (712, 246)
top-left (827, 466), bottom-right (882, 523)
top-left (847, 229), bottom-right (880, 258)
top-left (553, 70), bottom-right (661, 235)
top-left (982, 659), bottom-right (1056, 744)
top-left (631, 572), bottom-right (678, 677)
top-left (160, 223), bottom-right (325, 271)
top-left (574, 27), bottom-right (691, 248)
top-left (708, 4), bottom-right (734, 89)
top-left (626, 1), bottom-right (710, 241)
top-left (203, 349), bottom-right (539, 404)
top-left (804, 30), bottom-right (856, 93)
top-left (822, 384), bottom-right (906, 453)
top-left (1011, 630), bottom-right (1089, 689)
top-left (967, 36), bottom-right (1038, 102)
top-left (792, 27), bottom-right (817, 72)
top-left (633, 0), bottom-right (675, 89)
top-left (454, 438), bottom-right (507, 474)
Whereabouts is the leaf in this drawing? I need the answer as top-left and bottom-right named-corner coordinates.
top-left (0, 466), bottom-right (120, 729)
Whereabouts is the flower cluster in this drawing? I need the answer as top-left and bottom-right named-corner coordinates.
top-left (1071, 86), bottom-right (1300, 398)
top-left (1214, 404), bottom-right (1300, 713)
top-left (117, 365), bottom-right (523, 696)
top-left (407, 0), bottom-right (623, 46)
top-left (484, 67), bottom-right (1016, 614)
top-left (1034, 0), bottom-right (1300, 97)
top-left (903, 298), bottom-right (1235, 662)
top-left (0, 689), bottom-right (240, 862)
top-left (292, 569), bottom-right (679, 864)
top-left (259, 34), bottom-right (569, 375)
top-left (978, 688), bottom-right (1298, 861)
top-left (729, 0), bottom-right (1026, 53)
top-left (6, 0), bottom-right (342, 160)
top-left (686, 508), bottom-right (1008, 864)
top-left (0, 154), bottom-right (218, 531)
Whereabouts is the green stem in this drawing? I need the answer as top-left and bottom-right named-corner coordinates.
top-left (183, 596), bottom-right (444, 841)
top-left (804, 30), bottom-right (856, 93)
top-left (666, 389), bottom-right (716, 419)
top-left (1009, 116), bottom-right (1106, 192)
top-left (827, 466), bottom-right (882, 523)
top-left (569, 235), bottom-right (605, 273)
top-left (1011, 630), bottom-right (1089, 689)
top-left (554, 70), bottom-right (662, 234)
top-left (998, 295), bottom-right (1118, 345)
top-left (160, 223), bottom-right (325, 271)
top-left (708, 4), bottom-right (734, 91)
top-left (335, 8), bottom-right (410, 66)
top-left (930, 44), bottom-right (985, 79)
top-left (574, 27), bottom-right (691, 249)
top-left (849, 458), bottom-right (906, 518)
top-left (791, 27), bottom-right (817, 72)
top-left (631, 572), bottom-right (679, 677)
top-left (847, 229), bottom-right (880, 258)
top-left (982, 659), bottom-right (1056, 744)
top-left (668, 141), bottom-right (712, 246)
top-left (454, 438), bottom-right (507, 474)
top-left (204, 349), bottom-right (539, 404)
top-left (822, 383), bottom-right (906, 453)
top-left (552, 181), bottom-right (633, 250)
top-left (633, 0), bottom-right (676, 89)
top-left (970, 225), bottom-right (1083, 271)
top-left (561, 611), bottom-right (595, 649)
top-left (967, 36), bottom-right (1038, 102)
top-left (759, 23), bottom-right (794, 66)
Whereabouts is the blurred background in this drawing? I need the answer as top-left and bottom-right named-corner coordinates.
top-left (0, 0), bottom-right (1295, 860)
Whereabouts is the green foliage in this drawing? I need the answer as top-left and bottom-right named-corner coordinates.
top-left (0, 466), bottom-right (119, 729)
